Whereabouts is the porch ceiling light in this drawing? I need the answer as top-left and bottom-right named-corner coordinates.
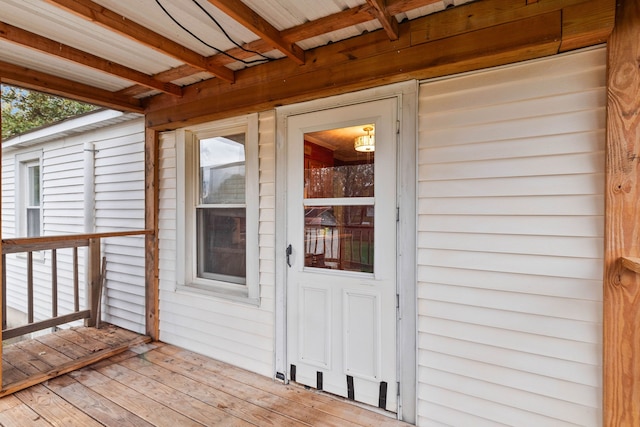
top-left (354, 126), bottom-right (375, 152)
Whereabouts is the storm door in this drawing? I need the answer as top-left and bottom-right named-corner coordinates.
top-left (286, 98), bottom-right (398, 411)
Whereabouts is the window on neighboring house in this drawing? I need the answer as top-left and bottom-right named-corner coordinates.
top-left (177, 115), bottom-right (259, 303)
top-left (26, 162), bottom-right (41, 237)
top-left (17, 154), bottom-right (43, 238)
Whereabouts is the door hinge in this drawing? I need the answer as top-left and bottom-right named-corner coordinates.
top-left (396, 293), bottom-right (400, 309)
top-left (396, 206), bottom-right (400, 222)
top-left (396, 120), bottom-right (400, 135)
top-left (397, 381), bottom-right (401, 398)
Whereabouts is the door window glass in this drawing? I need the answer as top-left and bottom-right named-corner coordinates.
top-left (303, 125), bottom-right (375, 272)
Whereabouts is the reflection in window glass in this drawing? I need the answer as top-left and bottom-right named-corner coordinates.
top-left (306, 163), bottom-right (374, 199)
top-left (200, 134), bottom-right (245, 205)
top-left (197, 208), bottom-right (246, 284)
top-left (302, 125), bottom-right (376, 273)
top-left (197, 133), bottom-right (247, 284)
top-left (304, 205), bottom-right (374, 273)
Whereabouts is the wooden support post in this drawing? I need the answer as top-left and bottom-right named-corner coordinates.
top-left (73, 246), bottom-right (79, 311)
top-left (0, 77), bottom-right (3, 389)
top-left (145, 126), bottom-right (159, 340)
top-left (604, 0), bottom-right (640, 425)
top-left (1, 256), bottom-right (5, 330)
top-left (51, 249), bottom-right (58, 317)
top-left (27, 252), bottom-right (33, 323)
top-left (85, 237), bottom-right (101, 327)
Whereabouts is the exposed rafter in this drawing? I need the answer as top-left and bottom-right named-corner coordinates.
top-left (0, 60), bottom-right (143, 113)
top-left (1, 0), bottom-right (608, 113)
top-left (387, 0), bottom-right (444, 14)
top-left (114, 3), bottom-right (386, 98)
top-left (42, 0), bottom-right (235, 83)
top-left (366, 0), bottom-right (400, 40)
top-left (0, 21), bottom-right (182, 97)
top-left (114, 0), bottom-right (445, 98)
top-left (206, 0), bottom-right (305, 65)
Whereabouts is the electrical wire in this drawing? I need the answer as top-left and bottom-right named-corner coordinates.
top-left (154, 0), bottom-right (270, 65)
top-left (191, 0), bottom-right (273, 61)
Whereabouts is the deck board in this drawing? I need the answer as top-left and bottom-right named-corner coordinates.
top-left (0, 399), bottom-right (54, 426)
top-left (142, 349), bottom-right (358, 427)
top-left (34, 332), bottom-right (94, 359)
top-left (0, 328), bottom-right (412, 426)
top-left (2, 324), bottom-right (152, 397)
top-left (14, 384), bottom-right (104, 427)
top-left (45, 375), bottom-right (154, 427)
top-left (119, 355), bottom-right (307, 427)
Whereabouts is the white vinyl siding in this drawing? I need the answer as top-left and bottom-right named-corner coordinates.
top-left (1, 117), bottom-right (146, 334)
top-left (43, 144), bottom-right (84, 234)
top-left (4, 144), bottom-right (87, 324)
top-left (94, 120), bottom-right (146, 333)
top-left (43, 143), bottom-right (87, 322)
top-left (158, 111), bottom-right (276, 377)
top-left (417, 47), bottom-right (605, 426)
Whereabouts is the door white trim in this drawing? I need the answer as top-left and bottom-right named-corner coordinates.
top-left (274, 81), bottom-right (417, 423)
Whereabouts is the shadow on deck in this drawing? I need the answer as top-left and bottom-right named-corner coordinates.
top-left (0, 328), bottom-right (411, 426)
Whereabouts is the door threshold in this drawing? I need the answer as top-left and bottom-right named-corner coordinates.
top-left (289, 380), bottom-right (399, 419)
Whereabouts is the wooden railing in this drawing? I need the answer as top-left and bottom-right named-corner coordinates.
top-left (1, 230), bottom-right (151, 341)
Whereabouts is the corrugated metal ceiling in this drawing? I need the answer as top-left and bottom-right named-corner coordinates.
top-left (0, 0), bottom-right (475, 105)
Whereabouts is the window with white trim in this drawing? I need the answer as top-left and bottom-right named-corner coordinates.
top-left (177, 115), bottom-right (259, 303)
top-left (17, 153), bottom-right (43, 238)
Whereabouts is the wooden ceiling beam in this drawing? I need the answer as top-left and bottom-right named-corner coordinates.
top-left (43, 0), bottom-right (235, 83)
top-left (386, 0), bottom-right (444, 14)
top-left (117, 4), bottom-right (376, 97)
top-left (282, 4), bottom-right (375, 43)
top-left (145, 11), bottom-right (564, 129)
top-left (118, 0), bottom-right (444, 96)
top-left (205, 0), bottom-right (305, 65)
top-left (365, 0), bottom-right (400, 40)
top-left (117, 64), bottom-right (199, 98)
top-left (145, 0), bottom-right (614, 129)
top-left (0, 60), bottom-right (143, 113)
top-left (208, 4), bottom-right (375, 68)
top-left (0, 21), bottom-right (182, 97)
top-left (139, 0), bottom-right (608, 98)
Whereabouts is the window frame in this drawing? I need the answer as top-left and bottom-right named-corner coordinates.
top-left (16, 151), bottom-right (43, 239)
top-left (176, 114), bottom-right (260, 304)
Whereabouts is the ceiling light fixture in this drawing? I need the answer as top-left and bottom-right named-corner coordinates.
top-left (354, 126), bottom-right (375, 152)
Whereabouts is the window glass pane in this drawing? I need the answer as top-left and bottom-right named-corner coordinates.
top-left (304, 125), bottom-right (374, 199)
top-left (304, 205), bottom-right (374, 273)
top-left (306, 163), bottom-right (374, 199)
top-left (28, 165), bottom-right (40, 206)
top-left (200, 134), bottom-right (245, 204)
top-left (27, 207), bottom-right (40, 237)
top-left (197, 207), bottom-right (246, 284)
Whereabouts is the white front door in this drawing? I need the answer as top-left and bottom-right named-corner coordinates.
top-left (286, 98), bottom-right (398, 411)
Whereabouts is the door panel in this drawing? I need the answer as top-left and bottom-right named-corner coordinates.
top-left (286, 98), bottom-right (398, 411)
top-left (299, 285), bottom-right (331, 367)
top-left (344, 289), bottom-right (380, 379)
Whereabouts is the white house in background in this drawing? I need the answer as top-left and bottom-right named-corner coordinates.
top-left (1, 109), bottom-right (146, 334)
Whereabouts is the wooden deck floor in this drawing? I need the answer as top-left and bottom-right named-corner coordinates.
top-left (2, 324), bottom-right (152, 396)
top-left (0, 332), bottom-right (411, 426)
